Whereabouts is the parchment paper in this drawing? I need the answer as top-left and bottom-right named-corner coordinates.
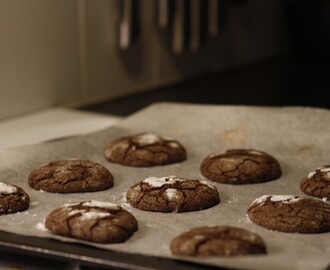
top-left (0, 102), bottom-right (329, 270)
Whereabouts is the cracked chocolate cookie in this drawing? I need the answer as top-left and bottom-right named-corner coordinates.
top-left (28, 159), bottom-right (114, 193)
top-left (247, 195), bottom-right (330, 233)
top-left (126, 176), bottom-right (220, 213)
top-left (300, 165), bottom-right (330, 199)
top-left (0, 182), bottom-right (30, 214)
top-left (45, 200), bottom-right (138, 243)
top-left (170, 226), bottom-right (267, 257)
top-left (103, 133), bottom-right (187, 167)
top-left (200, 149), bottom-right (282, 184)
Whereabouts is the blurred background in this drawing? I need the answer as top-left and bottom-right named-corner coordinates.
top-left (0, 1), bottom-right (330, 268)
top-left (0, 0), bottom-right (329, 121)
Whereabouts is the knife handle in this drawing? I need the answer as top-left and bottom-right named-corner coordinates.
top-left (172, 0), bottom-right (186, 54)
top-left (158, 0), bottom-right (170, 28)
top-left (208, 0), bottom-right (219, 37)
top-left (118, 0), bottom-right (139, 50)
top-left (189, 0), bottom-right (201, 52)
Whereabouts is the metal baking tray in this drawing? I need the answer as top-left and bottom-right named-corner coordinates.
top-left (0, 231), bottom-right (225, 270)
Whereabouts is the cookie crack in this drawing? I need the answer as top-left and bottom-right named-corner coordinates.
top-left (208, 158), bottom-right (239, 175)
top-left (89, 215), bottom-right (130, 233)
top-left (65, 211), bottom-right (84, 235)
top-left (239, 157), bottom-right (261, 166)
top-left (193, 237), bottom-right (210, 255)
top-left (161, 189), bottom-right (179, 210)
top-left (179, 191), bottom-right (189, 211)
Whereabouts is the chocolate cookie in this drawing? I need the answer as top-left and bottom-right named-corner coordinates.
top-left (200, 149), bottom-right (282, 184)
top-left (247, 195), bottom-right (330, 233)
top-left (126, 176), bottom-right (220, 213)
top-left (28, 159), bottom-right (114, 193)
top-left (300, 165), bottom-right (330, 199)
top-left (104, 133), bottom-right (187, 167)
top-left (45, 200), bottom-right (138, 243)
top-left (0, 182), bottom-right (30, 214)
top-left (170, 226), bottom-right (267, 257)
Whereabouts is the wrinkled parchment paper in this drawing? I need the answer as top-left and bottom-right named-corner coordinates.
top-left (0, 103), bottom-right (329, 270)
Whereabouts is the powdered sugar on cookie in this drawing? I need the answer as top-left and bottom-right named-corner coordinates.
top-left (79, 211), bottom-right (112, 220)
top-left (63, 202), bottom-right (80, 208)
top-left (320, 167), bottom-right (330, 178)
top-left (251, 195), bottom-right (270, 205)
top-left (270, 195), bottom-right (299, 202)
top-left (166, 188), bottom-right (179, 200)
top-left (135, 134), bottom-right (161, 145)
top-left (199, 180), bottom-right (217, 189)
top-left (308, 171), bottom-right (316, 179)
top-left (248, 150), bottom-right (264, 156)
top-left (0, 182), bottom-right (17, 194)
top-left (168, 142), bottom-right (180, 148)
top-left (83, 200), bottom-right (119, 209)
top-left (67, 209), bottom-right (86, 216)
top-left (308, 166), bottom-right (330, 179)
top-left (251, 195), bottom-right (301, 205)
top-left (143, 176), bottom-right (178, 187)
top-left (63, 201), bottom-right (120, 211)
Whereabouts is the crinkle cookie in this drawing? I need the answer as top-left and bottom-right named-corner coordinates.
top-left (45, 200), bottom-right (138, 243)
top-left (28, 159), bottom-right (114, 193)
top-left (200, 149), bottom-right (282, 184)
top-left (300, 165), bottom-right (330, 199)
top-left (247, 195), bottom-right (330, 233)
top-left (126, 176), bottom-right (220, 213)
top-left (104, 133), bottom-right (187, 167)
top-left (170, 226), bottom-right (267, 257)
top-left (0, 181), bottom-right (30, 214)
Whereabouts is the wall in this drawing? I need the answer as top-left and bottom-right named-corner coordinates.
top-left (0, 0), bottom-right (80, 120)
top-left (0, 0), bottom-right (289, 120)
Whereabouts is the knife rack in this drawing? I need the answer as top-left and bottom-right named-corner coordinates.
top-left (117, 0), bottom-right (228, 53)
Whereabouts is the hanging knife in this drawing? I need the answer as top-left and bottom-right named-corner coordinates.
top-left (172, 0), bottom-right (185, 54)
top-left (189, 0), bottom-right (201, 52)
top-left (208, 0), bottom-right (219, 37)
top-left (158, 0), bottom-right (170, 29)
top-left (119, 0), bottom-right (137, 50)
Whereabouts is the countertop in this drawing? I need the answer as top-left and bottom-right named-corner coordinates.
top-left (80, 58), bottom-right (330, 116)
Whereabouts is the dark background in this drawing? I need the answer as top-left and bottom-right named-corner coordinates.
top-left (82, 0), bottom-right (330, 116)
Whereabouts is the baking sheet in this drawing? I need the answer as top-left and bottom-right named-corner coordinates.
top-left (0, 102), bottom-right (329, 270)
